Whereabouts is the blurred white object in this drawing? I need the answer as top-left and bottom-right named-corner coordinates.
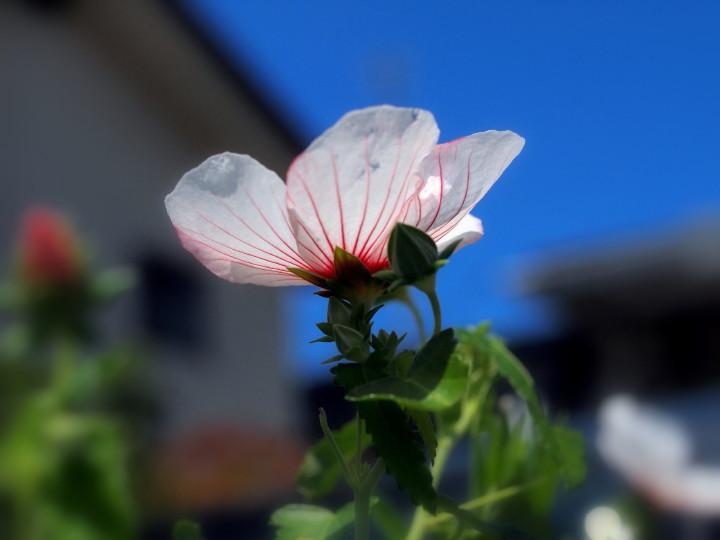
top-left (584, 506), bottom-right (634, 540)
top-left (598, 395), bottom-right (720, 515)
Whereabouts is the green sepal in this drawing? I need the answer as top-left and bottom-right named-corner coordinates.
top-left (332, 363), bottom-right (437, 512)
top-left (333, 325), bottom-right (369, 362)
top-left (347, 329), bottom-right (465, 411)
top-left (333, 247), bottom-right (372, 285)
top-left (288, 267), bottom-right (328, 288)
top-left (387, 224), bottom-right (439, 283)
top-left (316, 322), bottom-right (335, 337)
top-left (310, 336), bottom-right (335, 344)
top-left (270, 502), bottom-right (357, 540)
top-left (327, 297), bottom-right (352, 326)
top-left (296, 417), bottom-right (371, 499)
top-left (390, 349), bottom-right (414, 377)
top-left (438, 238), bottom-right (463, 261)
top-left (372, 269), bottom-right (398, 281)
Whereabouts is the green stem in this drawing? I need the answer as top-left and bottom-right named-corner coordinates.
top-left (424, 480), bottom-right (543, 527)
top-left (426, 288), bottom-right (442, 336)
top-left (354, 459), bottom-right (385, 540)
top-left (416, 275), bottom-right (442, 336)
top-left (399, 291), bottom-right (428, 342)
top-left (354, 487), bottom-right (371, 540)
top-left (318, 408), bottom-right (356, 486)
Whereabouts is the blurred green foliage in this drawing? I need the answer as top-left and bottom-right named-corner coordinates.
top-left (0, 208), bottom-right (147, 540)
top-left (290, 323), bottom-right (585, 539)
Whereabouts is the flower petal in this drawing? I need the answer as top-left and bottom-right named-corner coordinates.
top-left (285, 106), bottom-right (440, 273)
top-left (165, 153), bottom-right (308, 286)
top-left (404, 130), bottom-right (524, 244)
top-left (435, 213), bottom-right (484, 253)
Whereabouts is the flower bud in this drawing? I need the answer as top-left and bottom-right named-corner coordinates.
top-left (387, 224), bottom-right (439, 284)
top-left (17, 207), bottom-right (83, 288)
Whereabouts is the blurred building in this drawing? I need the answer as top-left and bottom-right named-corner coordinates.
top-left (518, 222), bottom-right (720, 539)
top-left (1, 0), bottom-right (303, 452)
top-left (519, 221), bottom-right (720, 410)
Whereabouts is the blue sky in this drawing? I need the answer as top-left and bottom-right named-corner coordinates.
top-left (179, 0), bottom-right (720, 381)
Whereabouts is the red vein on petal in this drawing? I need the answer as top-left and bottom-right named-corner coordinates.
top-left (328, 148), bottom-right (346, 250)
top-left (183, 205), bottom-right (301, 269)
top-left (222, 190), bottom-right (307, 268)
top-left (425, 152), bottom-right (445, 231)
top-left (359, 133), bottom-right (428, 262)
top-left (290, 167), bottom-right (335, 256)
top-left (177, 226), bottom-right (297, 272)
top-left (457, 146), bottom-right (471, 214)
top-left (355, 131), bottom-right (404, 261)
top-left (352, 135), bottom-right (372, 255)
top-left (285, 192), bottom-right (334, 272)
top-left (272, 189), bottom-right (330, 271)
top-left (429, 209), bottom-right (471, 242)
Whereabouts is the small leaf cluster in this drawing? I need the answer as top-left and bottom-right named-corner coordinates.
top-left (313, 297), bottom-right (386, 364)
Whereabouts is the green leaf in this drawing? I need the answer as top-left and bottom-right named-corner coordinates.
top-left (90, 267), bottom-right (136, 303)
top-left (436, 495), bottom-right (535, 540)
top-left (484, 336), bottom-right (586, 486)
top-left (333, 363), bottom-right (437, 512)
top-left (370, 495), bottom-right (407, 540)
top-left (550, 424), bottom-right (586, 487)
top-left (270, 503), bottom-right (354, 540)
top-left (347, 329), bottom-right (465, 411)
top-left (296, 418), bottom-right (371, 499)
top-left (173, 520), bottom-right (203, 540)
top-left (409, 409), bottom-right (437, 463)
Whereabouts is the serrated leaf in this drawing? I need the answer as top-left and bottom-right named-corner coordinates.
top-left (270, 503), bottom-right (354, 540)
top-left (410, 410), bottom-right (437, 463)
top-left (296, 418), bottom-right (371, 499)
top-left (333, 363), bottom-right (437, 512)
top-left (347, 329), bottom-right (464, 411)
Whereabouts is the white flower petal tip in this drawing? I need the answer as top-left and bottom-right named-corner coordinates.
top-left (165, 106), bottom-right (524, 288)
top-left (598, 395), bottom-right (720, 516)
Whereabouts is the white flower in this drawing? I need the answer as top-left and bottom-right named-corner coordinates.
top-left (166, 106), bottom-right (523, 286)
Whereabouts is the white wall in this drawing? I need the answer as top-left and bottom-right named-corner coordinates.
top-left (0, 2), bottom-right (301, 436)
